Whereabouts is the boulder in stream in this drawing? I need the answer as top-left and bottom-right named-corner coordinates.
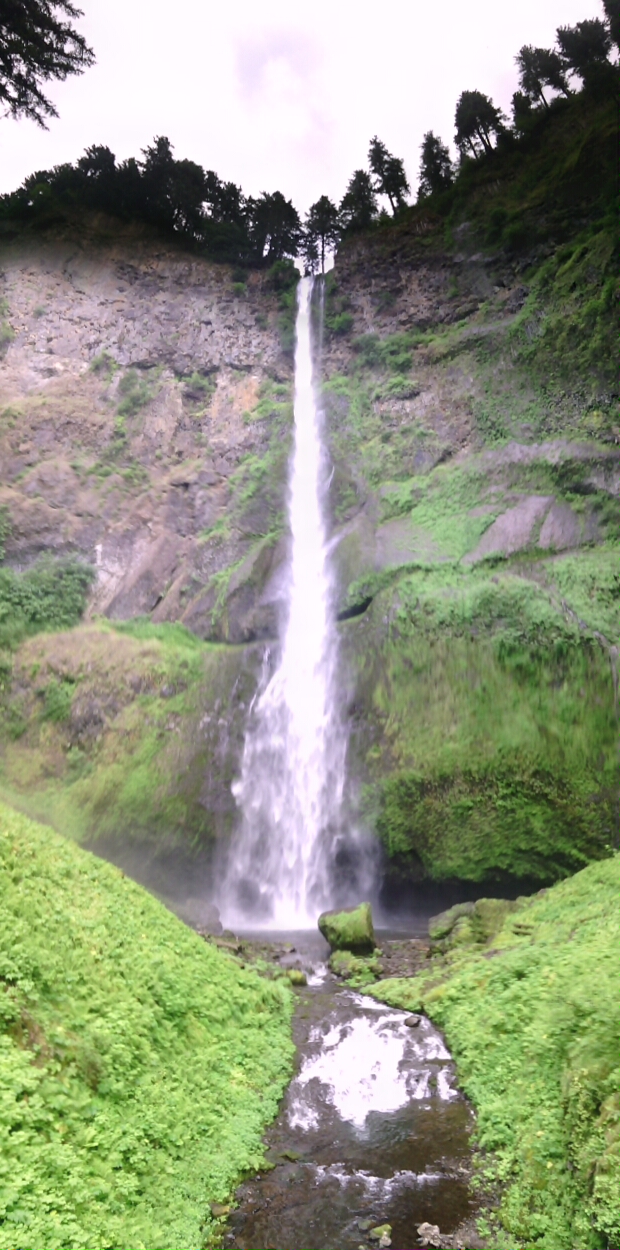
top-left (318, 901), bottom-right (376, 953)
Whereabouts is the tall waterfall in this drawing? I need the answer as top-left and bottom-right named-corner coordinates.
top-left (223, 276), bottom-right (347, 926)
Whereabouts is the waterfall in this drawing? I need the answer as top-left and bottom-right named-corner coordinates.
top-left (223, 276), bottom-right (347, 926)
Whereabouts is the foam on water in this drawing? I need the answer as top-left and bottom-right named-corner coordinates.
top-left (288, 998), bottom-right (455, 1133)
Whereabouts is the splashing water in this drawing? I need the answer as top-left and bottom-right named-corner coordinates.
top-left (223, 276), bottom-right (348, 926)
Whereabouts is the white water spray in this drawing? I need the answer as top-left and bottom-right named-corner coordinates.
top-left (223, 276), bottom-right (347, 926)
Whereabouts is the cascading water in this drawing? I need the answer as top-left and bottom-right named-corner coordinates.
top-left (223, 275), bottom-right (349, 926)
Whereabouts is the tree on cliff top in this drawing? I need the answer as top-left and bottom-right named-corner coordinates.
top-left (455, 90), bottom-right (505, 157)
top-left (339, 169), bottom-right (378, 234)
top-left (0, 0), bottom-right (94, 126)
top-left (515, 45), bottom-right (571, 108)
top-left (368, 136), bottom-right (410, 214)
top-left (248, 191), bottom-right (302, 261)
top-left (303, 195), bottom-right (340, 273)
top-left (418, 131), bottom-right (454, 199)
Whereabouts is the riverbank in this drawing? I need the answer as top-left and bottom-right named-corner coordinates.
top-left (369, 857), bottom-right (620, 1249)
top-left (0, 801), bottom-right (294, 1250)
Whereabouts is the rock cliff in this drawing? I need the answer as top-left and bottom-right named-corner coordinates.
top-left (0, 202), bottom-right (617, 897)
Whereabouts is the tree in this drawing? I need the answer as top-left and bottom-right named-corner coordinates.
top-left (515, 45), bottom-right (570, 108)
top-left (455, 91), bottom-right (505, 158)
top-left (204, 172), bottom-right (246, 226)
top-left (368, 136), bottom-right (410, 213)
top-left (339, 169), bottom-right (377, 233)
top-left (418, 131), bottom-right (453, 198)
top-left (140, 137), bottom-right (207, 239)
top-left (603, 0), bottom-right (620, 51)
top-left (248, 191), bottom-right (302, 262)
top-left (556, 19), bottom-right (612, 80)
top-left (0, 0), bottom-right (94, 126)
top-left (511, 90), bottom-right (535, 134)
top-left (303, 195), bottom-right (340, 274)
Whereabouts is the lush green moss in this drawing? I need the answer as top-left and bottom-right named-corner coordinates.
top-left (318, 902), bottom-right (376, 953)
top-left (347, 566), bottom-right (617, 881)
top-left (369, 856), bottom-right (620, 1249)
top-left (0, 801), bottom-right (294, 1249)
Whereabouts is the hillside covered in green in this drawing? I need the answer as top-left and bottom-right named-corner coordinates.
top-left (0, 801), bottom-right (293, 1249)
top-left (370, 855), bottom-right (620, 1250)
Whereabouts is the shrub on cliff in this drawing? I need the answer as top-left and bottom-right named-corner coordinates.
top-left (0, 558), bottom-right (94, 649)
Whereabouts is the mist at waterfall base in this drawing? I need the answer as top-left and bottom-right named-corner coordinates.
top-left (221, 277), bottom-right (376, 929)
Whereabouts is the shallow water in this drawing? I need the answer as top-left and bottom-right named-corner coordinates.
top-left (227, 935), bottom-right (476, 1250)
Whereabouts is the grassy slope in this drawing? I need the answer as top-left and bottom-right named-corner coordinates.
top-left (369, 857), bottom-right (620, 1249)
top-left (0, 801), bottom-right (293, 1249)
top-left (0, 620), bottom-right (258, 858)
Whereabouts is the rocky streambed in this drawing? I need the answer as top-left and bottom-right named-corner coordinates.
top-left (207, 931), bottom-right (485, 1250)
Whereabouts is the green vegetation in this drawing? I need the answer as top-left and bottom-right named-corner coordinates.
top-left (0, 801), bottom-right (293, 1249)
top-left (349, 562), bottom-right (617, 882)
top-left (329, 949), bottom-right (383, 987)
top-left (89, 351), bottom-right (117, 378)
top-left (369, 856), bottom-right (620, 1249)
top-left (116, 368), bottom-right (153, 418)
top-left (0, 622), bottom-right (257, 852)
top-left (0, 559), bottom-right (94, 650)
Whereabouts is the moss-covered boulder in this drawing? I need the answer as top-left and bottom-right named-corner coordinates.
top-left (428, 901), bottom-right (475, 941)
top-left (318, 901), bottom-right (376, 953)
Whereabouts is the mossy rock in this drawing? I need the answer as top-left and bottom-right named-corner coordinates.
top-left (286, 968), bottom-right (307, 986)
top-left (318, 901), bottom-right (376, 953)
top-left (428, 901), bottom-right (474, 941)
top-left (471, 896), bottom-right (519, 942)
top-left (430, 898), bottom-right (522, 949)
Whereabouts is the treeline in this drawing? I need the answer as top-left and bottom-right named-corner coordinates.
top-left (0, 1), bottom-right (617, 268)
top-left (419, 1), bottom-right (618, 197)
top-left (0, 129), bottom-right (408, 270)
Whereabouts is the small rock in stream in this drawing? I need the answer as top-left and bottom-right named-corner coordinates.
top-left (405, 1013), bottom-right (422, 1027)
top-left (287, 968), bottom-right (307, 986)
top-left (417, 1222), bottom-right (443, 1247)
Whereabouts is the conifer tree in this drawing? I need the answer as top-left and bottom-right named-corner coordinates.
top-left (368, 136), bottom-right (410, 213)
top-left (303, 195), bottom-right (340, 273)
top-left (0, 0), bottom-right (94, 125)
top-left (455, 91), bottom-right (505, 158)
top-left (418, 132), bottom-right (453, 198)
top-left (339, 170), bottom-right (378, 233)
top-left (515, 46), bottom-right (571, 108)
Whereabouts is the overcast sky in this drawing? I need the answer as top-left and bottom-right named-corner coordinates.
top-left (0, 0), bottom-right (604, 212)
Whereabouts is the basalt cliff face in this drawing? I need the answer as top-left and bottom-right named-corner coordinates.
top-left (0, 201), bottom-right (618, 903)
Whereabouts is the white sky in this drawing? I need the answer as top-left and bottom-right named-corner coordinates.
top-left (0, 0), bottom-right (604, 212)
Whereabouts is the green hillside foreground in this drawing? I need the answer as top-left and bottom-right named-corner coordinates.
top-left (369, 856), bottom-right (620, 1250)
top-left (0, 801), bottom-right (294, 1250)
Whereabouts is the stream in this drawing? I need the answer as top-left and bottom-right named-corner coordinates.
top-left (225, 931), bottom-right (481, 1250)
